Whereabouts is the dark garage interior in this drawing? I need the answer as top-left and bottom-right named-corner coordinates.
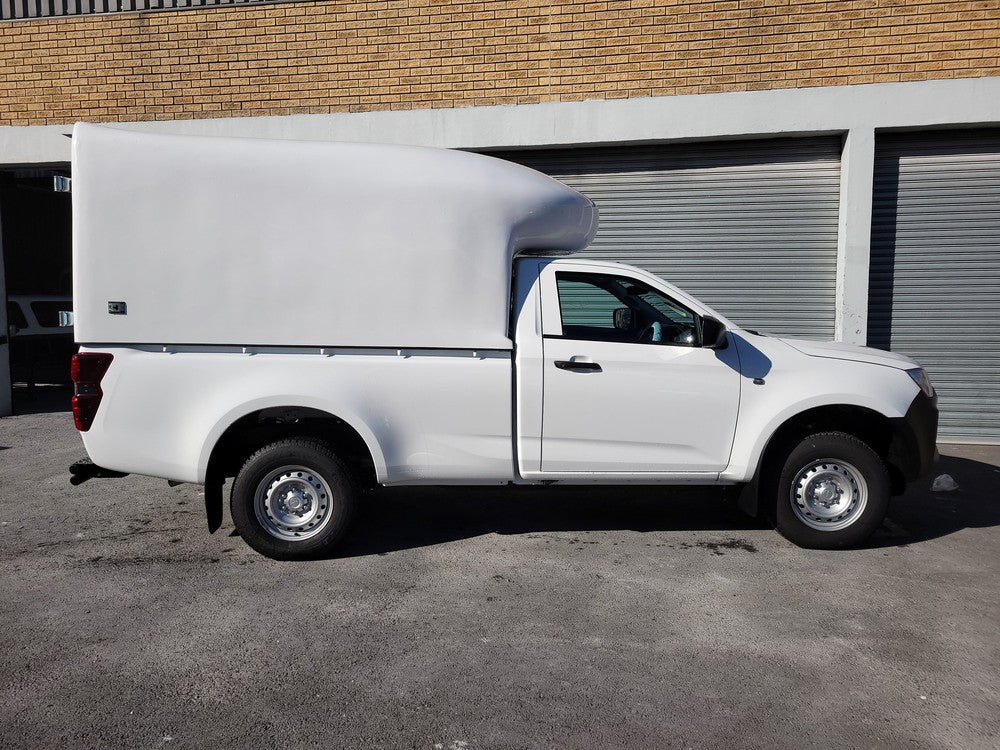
top-left (1, 165), bottom-right (74, 411)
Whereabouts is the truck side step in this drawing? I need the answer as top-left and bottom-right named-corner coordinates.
top-left (69, 458), bottom-right (129, 486)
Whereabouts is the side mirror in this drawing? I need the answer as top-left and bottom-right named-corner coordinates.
top-left (701, 316), bottom-right (728, 349)
top-left (613, 307), bottom-right (633, 330)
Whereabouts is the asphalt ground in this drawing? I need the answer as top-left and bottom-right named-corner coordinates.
top-left (1, 386), bottom-right (998, 749)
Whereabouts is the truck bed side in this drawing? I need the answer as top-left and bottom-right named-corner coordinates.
top-left (79, 345), bottom-right (515, 486)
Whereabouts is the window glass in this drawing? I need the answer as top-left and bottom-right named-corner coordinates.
top-left (30, 301), bottom-right (69, 328)
top-left (555, 272), bottom-right (698, 347)
top-left (556, 277), bottom-right (622, 329)
top-left (7, 301), bottom-right (28, 330)
top-left (633, 287), bottom-right (695, 328)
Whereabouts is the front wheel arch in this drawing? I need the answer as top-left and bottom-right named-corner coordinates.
top-left (740, 404), bottom-right (905, 520)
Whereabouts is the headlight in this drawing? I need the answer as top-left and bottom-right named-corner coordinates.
top-left (907, 368), bottom-right (934, 398)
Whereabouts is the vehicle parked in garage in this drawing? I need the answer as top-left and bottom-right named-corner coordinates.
top-left (7, 294), bottom-right (75, 387)
top-left (68, 124), bottom-right (938, 559)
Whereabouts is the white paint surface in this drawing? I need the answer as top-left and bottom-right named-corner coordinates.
top-left (71, 123), bottom-right (596, 350)
top-left (79, 345), bottom-right (516, 485)
top-left (835, 127), bottom-right (876, 345)
top-left (536, 259), bottom-right (741, 474)
top-left (79, 256), bottom-right (924, 487)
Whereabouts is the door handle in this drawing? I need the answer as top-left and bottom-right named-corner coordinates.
top-left (554, 360), bottom-right (602, 372)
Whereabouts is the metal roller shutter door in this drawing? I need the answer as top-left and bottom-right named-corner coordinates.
top-left (869, 129), bottom-right (1000, 441)
top-left (491, 138), bottom-right (842, 339)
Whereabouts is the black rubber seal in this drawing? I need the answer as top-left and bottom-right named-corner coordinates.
top-left (889, 390), bottom-right (939, 482)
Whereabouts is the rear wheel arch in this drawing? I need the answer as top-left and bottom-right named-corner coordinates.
top-left (207, 406), bottom-right (380, 481)
top-left (201, 405), bottom-right (383, 532)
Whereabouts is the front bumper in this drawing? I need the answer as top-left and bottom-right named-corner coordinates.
top-left (889, 390), bottom-right (939, 483)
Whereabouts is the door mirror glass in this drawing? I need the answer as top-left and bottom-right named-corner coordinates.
top-left (701, 316), bottom-right (728, 349)
top-left (613, 307), bottom-right (633, 330)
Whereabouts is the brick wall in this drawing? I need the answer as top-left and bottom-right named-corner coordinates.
top-left (0, 0), bottom-right (997, 125)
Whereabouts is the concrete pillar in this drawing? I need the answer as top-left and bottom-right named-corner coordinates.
top-left (0, 206), bottom-right (10, 417)
top-left (834, 126), bottom-right (876, 344)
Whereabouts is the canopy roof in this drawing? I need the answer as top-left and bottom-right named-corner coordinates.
top-left (72, 123), bottom-right (598, 349)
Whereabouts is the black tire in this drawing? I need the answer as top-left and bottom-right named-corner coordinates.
top-left (773, 431), bottom-right (889, 550)
top-left (230, 438), bottom-right (356, 560)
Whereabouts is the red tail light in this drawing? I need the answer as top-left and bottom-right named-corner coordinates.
top-left (71, 353), bottom-right (113, 432)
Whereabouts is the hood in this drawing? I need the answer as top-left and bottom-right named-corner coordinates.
top-left (778, 337), bottom-right (918, 370)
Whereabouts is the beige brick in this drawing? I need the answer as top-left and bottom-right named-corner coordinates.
top-left (0, 0), bottom-right (997, 124)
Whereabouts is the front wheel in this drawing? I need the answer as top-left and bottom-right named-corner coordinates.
top-left (774, 431), bottom-right (889, 549)
top-left (230, 439), bottom-right (356, 560)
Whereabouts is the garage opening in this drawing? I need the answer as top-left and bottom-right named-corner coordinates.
top-left (0, 165), bottom-right (74, 415)
top-left (489, 137), bottom-right (843, 340)
top-left (869, 129), bottom-right (1000, 441)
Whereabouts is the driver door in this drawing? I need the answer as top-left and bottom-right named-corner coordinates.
top-left (540, 265), bottom-right (741, 475)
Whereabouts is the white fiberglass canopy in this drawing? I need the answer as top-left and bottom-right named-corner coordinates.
top-left (72, 123), bottom-right (598, 349)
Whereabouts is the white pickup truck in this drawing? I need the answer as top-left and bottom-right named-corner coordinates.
top-left (69, 124), bottom-right (938, 559)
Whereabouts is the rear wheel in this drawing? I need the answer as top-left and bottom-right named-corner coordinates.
top-left (773, 431), bottom-right (889, 549)
top-left (230, 438), bottom-right (356, 560)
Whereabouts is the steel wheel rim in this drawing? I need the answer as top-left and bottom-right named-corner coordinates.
top-left (789, 458), bottom-right (868, 532)
top-left (254, 464), bottom-right (334, 541)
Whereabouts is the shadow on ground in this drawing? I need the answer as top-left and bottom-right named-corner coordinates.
top-left (12, 384), bottom-right (72, 416)
top-left (329, 451), bottom-right (1000, 558)
top-left (873, 452), bottom-right (1000, 548)
top-left (335, 483), bottom-right (757, 558)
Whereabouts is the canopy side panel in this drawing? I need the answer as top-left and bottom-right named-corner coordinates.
top-left (72, 124), bottom-right (596, 349)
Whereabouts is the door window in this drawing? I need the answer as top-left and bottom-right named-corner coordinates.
top-left (555, 272), bottom-right (698, 346)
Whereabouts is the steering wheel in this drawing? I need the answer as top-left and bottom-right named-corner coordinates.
top-left (638, 321), bottom-right (662, 343)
